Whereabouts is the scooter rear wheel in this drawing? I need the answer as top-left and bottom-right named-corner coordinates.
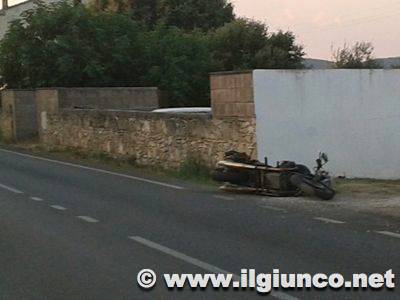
top-left (211, 168), bottom-right (249, 185)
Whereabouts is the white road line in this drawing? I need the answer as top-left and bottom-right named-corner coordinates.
top-left (30, 196), bottom-right (44, 202)
top-left (129, 236), bottom-right (298, 300)
top-left (129, 236), bottom-right (230, 274)
top-left (262, 205), bottom-right (287, 213)
top-left (0, 182), bottom-right (23, 194)
top-left (214, 195), bottom-right (235, 200)
top-left (50, 205), bottom-right (67, 211)
top-left (0, 148), bottom-right (184, 190)
top-left (376, 231), bottom-right (400, 239)
top-left (77, 216), bottom-right (99, 223)
top-left (314, 217), bottom-right (345, 224)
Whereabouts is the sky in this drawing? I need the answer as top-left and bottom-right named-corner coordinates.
top-left (232, 0), bottom-right (400, 59)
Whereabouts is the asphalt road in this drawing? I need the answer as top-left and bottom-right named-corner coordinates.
top-left (0, 148), bottom-right (399, 300)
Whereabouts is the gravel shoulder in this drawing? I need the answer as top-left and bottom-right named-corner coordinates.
top-left (332, 178), bottom-right (400, 218)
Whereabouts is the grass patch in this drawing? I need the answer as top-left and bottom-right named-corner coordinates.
top-left (4, 143), bottom-right (215, 185)
top-left (47, 147), bottom-right (124, 166)
top-left (0, 127), bottom-right (11, 145)
top-left (171, 157), bottom-right (213, 183)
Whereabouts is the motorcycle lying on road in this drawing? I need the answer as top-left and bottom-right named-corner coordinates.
top-left (212, 151), bottom-right (335, 200)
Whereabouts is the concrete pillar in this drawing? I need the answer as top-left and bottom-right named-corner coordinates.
top-left (2, 0), bottom-right (7, 10)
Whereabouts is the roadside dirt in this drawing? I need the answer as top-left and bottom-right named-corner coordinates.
top-left (335, 178), bottom-right (400, 197)
top-left (254, 179), bottom-right (400, 220)
top-left (332, 178), bottom-right (400, 218)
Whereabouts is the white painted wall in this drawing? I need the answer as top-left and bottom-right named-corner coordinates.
top-left (253, 69), bottom-right (400, 179)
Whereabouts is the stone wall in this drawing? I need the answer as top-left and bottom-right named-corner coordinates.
top-left (0, 87), bottom-right (162, 142)
top-left (0, 72), bottom-right (258, 168)
top-left (35, 87), bottom-right (163, 142)
top-left (36, 87), bottom-right (162, 111)
top-left (42, 109), bottom-right (256, 168)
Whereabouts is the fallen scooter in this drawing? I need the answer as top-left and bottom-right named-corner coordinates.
top-left (212, 151), bottom-right (335, 200)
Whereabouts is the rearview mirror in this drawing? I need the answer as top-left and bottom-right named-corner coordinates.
top-left (320, 152), bottom-right (329, 163)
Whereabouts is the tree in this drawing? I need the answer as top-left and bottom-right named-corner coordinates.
top-left (332, 42), bottom-right (379, 69)
top-left (142, 25), bottom-right (213, 106)
top-left (255, 31), bottom-right (305, 69)
top-left (209, 18), bottom-right (304, 71)
top-left (131, 0), bottom-right (160, 28)
top-left (88, 0), bottom-right (234, 31)
top-left (0, 1), bottom-right (146, 88)
top-left (158, 0), bottom-right (234, 31)
top-left (0, 1), bottom-right (305, 107)
top-left (88, 0), bottom-right (130, 13)
top-left (0, 1), bottom-right (213, 106)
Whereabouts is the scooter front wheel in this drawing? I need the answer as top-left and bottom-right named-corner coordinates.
top-left (290, 174), bottom-right (335, 200)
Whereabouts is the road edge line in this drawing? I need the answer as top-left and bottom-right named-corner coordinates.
top-left (0, 148), bottom-right (184, 190)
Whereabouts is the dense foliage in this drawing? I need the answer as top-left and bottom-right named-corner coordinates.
top-left (0, 2), bottom-right (213, 105)
top-left (143, 26), bottom-right (213, 106)
top-left (157, 0), bottom-right (234, 31)
top-left (0, 2), bottom-right (145, 87)
top-left (92, 0), bottom-right (234, 31)
top-left (0, 0), bottom-right (305, 106)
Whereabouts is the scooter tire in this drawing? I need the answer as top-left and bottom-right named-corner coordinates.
top-left (295, 164), bottom-right (312, 175)
top-left (290, 174), bottom-right (335, 200)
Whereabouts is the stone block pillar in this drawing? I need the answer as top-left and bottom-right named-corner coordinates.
top-left (0, 90), bottom-right (37, 141)
top-left (209, 70), bottom-right (257, 159)
top-left (210, 71), bottom-right (255, 119)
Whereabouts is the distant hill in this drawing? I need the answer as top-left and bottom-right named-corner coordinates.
top-left (303, 57), bottom-right (400, 69)
top-left (303, 58), bottom-right (333, 69)
top-left (373, 57), bottom-right (400, 69)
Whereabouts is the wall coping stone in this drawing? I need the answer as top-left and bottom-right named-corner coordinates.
top-left (210, 70), bottom-right (253, 76)
top-left (3, 89), bottom-right (36, 92)
top-left (35, 87), bottom-right (159, 91)
top-left (59, 108), bottom-right (213, 121)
